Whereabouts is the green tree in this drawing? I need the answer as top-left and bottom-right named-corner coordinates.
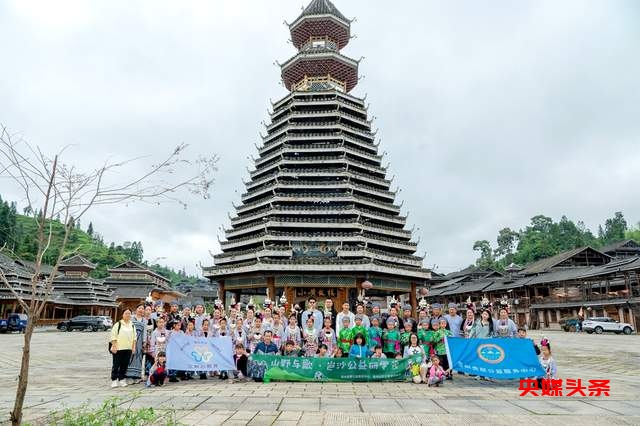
top-left (600, 211), bottom-right (627, 244)
top-left (473, 240), bottom-right (495, 269)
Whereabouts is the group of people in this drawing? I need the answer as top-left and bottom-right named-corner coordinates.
top-left (108, 296), bottom-right (556, 388)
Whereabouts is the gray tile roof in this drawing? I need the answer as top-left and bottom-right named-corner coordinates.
top-left (300, 0), bottom-right (348, 21)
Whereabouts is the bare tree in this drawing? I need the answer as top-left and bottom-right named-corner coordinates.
top-left (0, 124), bottom-right (218, 425)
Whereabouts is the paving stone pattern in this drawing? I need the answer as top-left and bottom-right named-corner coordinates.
top-left (0, 330), bottom-right (638, 425)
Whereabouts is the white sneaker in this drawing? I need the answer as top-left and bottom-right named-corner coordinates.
top-left (119, 379), bottom-right (128, 387)
top-left (111, 380), bottom-right (118, 388)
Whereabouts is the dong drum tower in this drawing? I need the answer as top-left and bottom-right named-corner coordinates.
top-left (204, 0), bottom-right (431, 311)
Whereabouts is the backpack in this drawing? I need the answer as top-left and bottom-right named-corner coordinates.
top-left (108, 321), bottom-right (122, 353)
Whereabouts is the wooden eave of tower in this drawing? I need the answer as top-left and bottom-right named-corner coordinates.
top-left (281, 51), bottom-right (359, 92)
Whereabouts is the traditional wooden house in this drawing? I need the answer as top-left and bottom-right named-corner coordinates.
top-left (104, 260), bottom-right (184, 318)
top-left (601, 239), bottom-right (640, 259)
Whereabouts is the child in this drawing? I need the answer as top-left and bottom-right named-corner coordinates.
top-left (150, 318), bottom-right (169, 357)
top-left (431, 318), bottom-right (452, 379)
top-left (302, 317), bottom-right (319, 357)
top-left (337, 316), bottom-right (354, 357)
top-left (427, 355), bottom-right (446, 387)
top-left (146, 351), bottom-right (168, 387)
top-left (247, 317), bottom-right (264, 354)
top-left (230, 343), bottom-right (248, 383)
top-left (319, 317), bottom-right (337, 354)
top-left (232, 318), bottom-right (247, 348)
top-left (332, 347), bottom-right (344, 358)
top-left (316, 343), bottom-right (332, 358)
top-left (348, 333), bottom-right (369, 358)
top-left (284, 315), bottom-right (302, 351)
top-left (167, 320), bottom-right (184, 382)
top-left (367, 316), bottom-right (383, 351)
top-left (400, 321), bottom-right (414, 352)
top-left (370, 345), bottom-right (387, 359)
top-left (271, 313), bottom-right (285, 349)
top-left (382, 317), bottom-right (401, 359)
top-left (352, 315), bottom-right (368, 345)
top-left (417, 319), bottom-right (433, 357)
top-left (538, 338), bottom-right (557, 386)
top-left (281, 340), bottom-right (300, 357)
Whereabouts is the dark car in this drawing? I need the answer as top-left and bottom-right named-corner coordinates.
top-left (0, 314), bottom-right (28, 333)
top-left (57, 315), bottom-right (106, 332)
top-left (558, 316), bottom-right (580, 332)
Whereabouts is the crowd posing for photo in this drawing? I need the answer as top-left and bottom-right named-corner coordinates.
top-left (108, 297), bottom-right (556, 388)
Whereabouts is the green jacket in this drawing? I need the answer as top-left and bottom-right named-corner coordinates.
top-left (338, 327), bottom-right (354, 353)
top-left (431, 328), bottom-right (451, 355)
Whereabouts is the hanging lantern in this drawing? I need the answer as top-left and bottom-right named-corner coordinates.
top-left (361, 280), bottom-right (373, 290)
top-left (419, 287), bottom-right (429, 297)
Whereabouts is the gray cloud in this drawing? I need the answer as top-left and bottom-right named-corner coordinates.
top-left (1, 0), bottom-right (638, 275)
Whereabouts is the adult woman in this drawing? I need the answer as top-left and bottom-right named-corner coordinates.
top-left (470, 310), bottom-right (494, 338)
top-left (460, 308), bottom-right (476, 338)
top-left (403, 333), bottom-right (428, 383)
top-left (126, 304), bottom-right (147, 383)
top-left (494, 308), bottom-right (518, 338)
top-left (110, 309), bottom-right (136, 388)
top-left (143, 305), bottom-right (156, 377)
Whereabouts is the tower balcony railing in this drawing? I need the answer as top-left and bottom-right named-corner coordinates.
top-left (337, 247), bottom-right (423, 267)
top-left (246, 167), bottom-right (389, 191)
top-left (272, 89), bottom-right (365, 112)
top-left (242, 179), bottom-right (393, 203)
top-left (250, 155), bottom-right (386, 180)
top-left (230, 203), bottom-right (406, 227)
top-left (262, 121), bottom-right (374, 146)
top-left (234, 191), bottom-right (399, 216)
top-left (271, 97), bottom-right (367, 124)
top-left (255, 143), bottom-right (382, 168)
top-left (214, 246), bottom-right (293, 264)
top-left (268, 107), bottom-right (371, 132)
top-left (260, 132), bottom-right (377, 156)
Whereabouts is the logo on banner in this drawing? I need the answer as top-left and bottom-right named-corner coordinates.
top-left (477, 343), bottom-right (506, 364)
top-left (192, 344), bottom-right (213, 363)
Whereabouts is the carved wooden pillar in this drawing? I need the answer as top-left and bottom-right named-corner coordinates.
top-left (410, 282), bottom-right (417, 316)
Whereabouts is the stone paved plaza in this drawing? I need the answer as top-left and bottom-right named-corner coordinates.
top-left (0, 329), bottom-right (638, 425)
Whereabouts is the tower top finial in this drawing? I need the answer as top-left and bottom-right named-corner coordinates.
top-left (298, 0), bottom-right (348, 22)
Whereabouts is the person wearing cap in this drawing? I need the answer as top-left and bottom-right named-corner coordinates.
top-left (400, 320), bottom-right (414, 352)
top-left (352, 315), bottom-right (368, 345)
top-left (335, 302), bottom-right (354, 337)
top-left (367, 316), bottom-right (383, 351)
top-left (402, 305), bottom-right (417, 332)
top-left (301, 297), bottom-right (324, 332)
top-left (371, 303), bottom-right (384, 327)
top-left (430, 303), bottom-right (444, 323)
top-left (431, 318), bottom-right (452, 376)
top-left (337, 316), bottom-right (354, 356)
top-left (444, 303), bottom-right (463, 338)
top-left (355, 304), bottom-right (370, 328)
top-left (382, 317), bottom-right (401, 358)
top-left (417, 318), bottom-right (434, 357)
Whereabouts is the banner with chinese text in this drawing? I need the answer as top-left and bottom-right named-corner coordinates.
top-left (166, 334), bottom-right (235, 371)
top-left (445, 337), bottom-right (545, 379)
top-left (248, 354), bottom-right (422, 382)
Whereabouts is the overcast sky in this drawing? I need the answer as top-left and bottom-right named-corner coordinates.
top-left (1, 0), bottom-right (639, 276)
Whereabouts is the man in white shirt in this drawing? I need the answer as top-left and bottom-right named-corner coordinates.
top-left (335, 302), bottom-right (354, 336)
top-left (301, 297), bottom-right (324, 331)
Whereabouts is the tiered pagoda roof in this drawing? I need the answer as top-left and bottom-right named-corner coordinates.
top-left (204, 0), bottom-right (430, 284)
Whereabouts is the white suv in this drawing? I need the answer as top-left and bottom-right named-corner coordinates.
top-left (582, 317), bottom-right (634, 335)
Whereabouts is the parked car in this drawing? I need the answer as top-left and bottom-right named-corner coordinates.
top-left (559, 316), bottom-right (581, 332)
top-left (582, 317), bottom-right (634, 335)
top-left (97, 315), bottom-right (113, 329)
top-left (57, 315), bottom-right (106, 332)
top-left (0, 314), bottom-right (28, 333)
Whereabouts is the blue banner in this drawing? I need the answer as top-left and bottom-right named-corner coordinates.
top-left (445, 337), bottom-right (545, 379)
top-left (166, 334), bottom-right (235, 371)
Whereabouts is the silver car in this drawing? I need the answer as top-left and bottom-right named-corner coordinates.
top-left (582, 317), bottom-right (634, 335)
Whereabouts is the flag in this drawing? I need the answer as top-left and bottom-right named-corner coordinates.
top-left (166, 334), bottom-right (235, 371)
top-left (445, 337), bottom-right (545, 379)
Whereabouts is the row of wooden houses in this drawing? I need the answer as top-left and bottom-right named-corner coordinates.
top-left (427, 240), bottom-right (640, 330)
top-left (0, 254), bottom-right (186, 324)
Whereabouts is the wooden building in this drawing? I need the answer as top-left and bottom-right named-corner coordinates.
top-left (203, 0), bottom-right (431, 312)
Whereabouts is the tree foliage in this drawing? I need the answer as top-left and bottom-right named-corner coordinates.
top-left (473, 212), bottom-right (634, 270)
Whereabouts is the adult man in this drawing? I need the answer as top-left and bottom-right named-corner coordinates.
top-left (386, 306), bottom-right (401, 330)
top-left (324, 299), bottom-right (337, 329)
top-left (355, 303), bottom-right (370, 328)
top-left (301, 297), bottom-right (324, 331)
top-left (444, 303), bottom-right (463, 337)
top-left (336, 302), bottom-right (355, 336)
top-left (401, 305), bottom-right (416, 332)
top-left (430, 303), bottom-right (444, 323)
top-left (254, 330), bottom-right (279, 354)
